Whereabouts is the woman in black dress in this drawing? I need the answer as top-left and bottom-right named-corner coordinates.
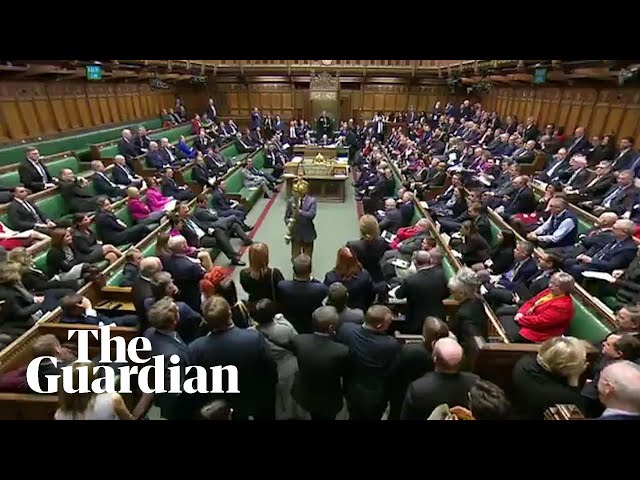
top-left (239, 242), bottom-right (284, 307)
top-left (71, 214), bottom-right (122, 265)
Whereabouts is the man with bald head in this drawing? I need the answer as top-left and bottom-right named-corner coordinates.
top-left (394, 249), bottom-right (449, 334)
top-left (563, 219), bottom-right (638, 281)
top-left (501, 175), bottom-right (536, 217)
top-left (597, 360), bottom-right (640, 419)
top-left (58, 168), bottom-right (101, 213)
top-left (388, 316), bottom-right (452, 420)
top-left (117, 128), bottom-right (138, 167)
top-left (91, 160), bottom-right (126, 199)
top-left (291, 306), bottom-right (349, 420)
top-left (336, 305), bottom-right (401, 419)
top-left (401, 337), bottom-right (480, 420)
top-left (132, 256), bottom-right (163, 329)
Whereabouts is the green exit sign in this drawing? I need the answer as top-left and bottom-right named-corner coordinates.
top-left (86, 65), bottom-right (103, 80)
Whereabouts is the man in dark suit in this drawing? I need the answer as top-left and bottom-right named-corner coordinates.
top-left (537, 148), bottom-right (570, 183)
top-left (590, 169), bottom-right (639, 216)
top-left (163, 236), bottom-right (206, 313)
top-left (610, 137), bottom-right (637, 172)
top-left (523, 117), bottom-right (540, 143)
top-left (285, 178), bottom-right (317, 262)
top-left (60, 293), bottom-right (139, 327)
top-left (133, 257), bottom-right (163, 331)
top-left (18, 147), bottom-right (56, 193)
top-left (132, 125), bottom-right (151, 155)
top-left (145, 142), bottom-right (172, 170)
top-left (143, 297), bottom-right (192, 420)
top-left (117, 129), bottom-right (139, 168)
top-left (569, 161), bottom-right (615, 204)
top-left (277, 254), bottom-right (328, 334)
top-left (187, 295), bottom-right (278, 420)
top-left (318, 111), bottom-right (332, 138)
top-left (91, 160), bottom-right (126, 199)
top-left (206, 98), bottom-right (218, 124)
top-left (94, 197), bottom-right (154, 246)
top-left (378, 198), bottom-right (403, 234)
top-left (193, 129), bottom-right (214, 153)
top-left (210, 180), bottom-right (249, 224)
top-left (401, 337), bottom-right (480, 420)
top-left (8, 185), bottom-right (57, 233)
top-left (193, 194), bottom-right (253, 243)
top-left (595, 361), bottom-right (640, 420)
top-left (565, 126), bottom-right (591, 158)
top-left (394, 250), bottom-right (450, 334)
top-left (291, 306), bottom-right (349, 420)
top-left (336, 304), bottom-right (400, 420)
top-left (562, 155), bottom-right (593, 191)
top-left (58, 168), bottom-right (101, 214)
top-left (112, 155), bottom-right (144, 189)
top-left (483, 241), bottom-right (539, 307)
top-left (387, 316), bottom-right (451, 420)
top-left (175, 202), bottom-right (245, 266)
top-left (563, 219), bottom-right (638, 281)
top-left (503, 176), bottom-right (536, 216)
top-left (158, 138), bottom-right (186, 168)
top-left (161, 168), bottom-right (195, 202)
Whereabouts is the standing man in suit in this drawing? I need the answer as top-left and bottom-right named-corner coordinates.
top-left (207, 98), bottom-right (218, 125)
top-left (285, 178), bottom-right (317, 262)
top-left (277, 254), bottom-right (328, 334)
top-left (318, 110), bottom-right (332, 138)
top-left (401, 337), bottom-right (480, 420)
top-left (291, 306), bottom-right (349, 420)
top-left (394, 250), bottom-right (450, 334)
top-left (143, 297), bottom-right (192, 420)
top-left (596, 361), bottom-right (640, 420)
top-left (188, 295), bottom-right (278, 420)
top-left (8, 185), bottom-right (58, 233)
top-left (18, 147), bottom-right (56, 193)
top-left (336, 304), bottom-right (401, 419)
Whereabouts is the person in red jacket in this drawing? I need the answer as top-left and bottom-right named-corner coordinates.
top-left (390, 219), bottom-right (430, 250)
top-left (498, 272), bottom-right (575, 343)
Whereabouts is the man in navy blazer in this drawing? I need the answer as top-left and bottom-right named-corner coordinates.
top-left (285, 179), bottom-right (317, 262)
top-left (145, 142), bottom-right (171, 170)
top-left (91, 160), bottom-right (126, 199)
top-left (161, 168), bottom-right (195, 202)
top-left (277, 254), bottom-right (328, 334)
top-left (188, 295), bottom-right (278, 420)
top-left (564, 219), bottom-right (638, 281)
top-left (112, 155), bottom-right (144, 189)
top-left (595, 360), bottom-right (640, 420)
top-left (143, 297), bottom-right (192, 420)
top-left (210, 180), bottom-right (248, 223)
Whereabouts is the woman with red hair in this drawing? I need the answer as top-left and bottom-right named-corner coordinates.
top-left (323, 246), bottom-right (374, 311)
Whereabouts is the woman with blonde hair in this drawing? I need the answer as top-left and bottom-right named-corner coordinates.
top-left (511, 336), bottom-right (588, 419)
top-left (55, 361), bottom-right (135, 420)
top-left (239, 242), bottom-right (284, 306)
top-left (346, 214), bottom-right (390, 284)
top-left (0, 261), bottom-right (45, 340)
top-left (448, 267), bottom-right (488, 350)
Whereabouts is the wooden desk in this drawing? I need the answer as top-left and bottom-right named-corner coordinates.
top-left (283, 174), bottom-right (348, 202)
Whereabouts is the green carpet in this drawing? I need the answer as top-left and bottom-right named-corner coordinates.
top-left (215, 180), bottom-right (361, 300)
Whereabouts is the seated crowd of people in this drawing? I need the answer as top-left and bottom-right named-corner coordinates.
top-left (0, 98), bottom-right (639, 421)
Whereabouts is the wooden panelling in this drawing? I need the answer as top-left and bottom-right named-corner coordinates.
top-left (483, 86), bottom-right (640, 140)
top-left (0, 80), bottom-right (175, 145)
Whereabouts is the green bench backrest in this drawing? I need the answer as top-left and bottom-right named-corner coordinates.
top-left (222, 142), bottom-right (240, 159)
top-left (46, 156), bottom-right (82, 179)
top-left (566, 296), bottom-right (612, 342)
top-left (38, 193), bottom-right (71, 221)
top-left (252, 151), bottom-right (266, 170)
top-left (489, 221), bottom-right (502, 247)
top-left (443, 258), bottom-right (455, 279)
top-left (115, 204), bottom-right (135, 227)
top-left (0, 170), bottom-right (20, 188)
top-left (225, 169), bottom-right (244, 193)
top-left (578, 218), bottom-right (592, 236)
top-left (34, 251), bottom-right (47, 272)
top-left (0, 118), bottom-right (162, 166)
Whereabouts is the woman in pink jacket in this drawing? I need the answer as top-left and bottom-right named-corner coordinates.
top-left (127, 187), bottom-right (166, 225)
top-left (145, 177), bottom-right (175, 212)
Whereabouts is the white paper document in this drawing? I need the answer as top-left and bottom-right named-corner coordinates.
top-left (581, 271), bottom-right (615, 283)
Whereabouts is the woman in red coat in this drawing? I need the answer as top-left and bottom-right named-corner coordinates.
top-left (499, 272), bottom-right (575, 343)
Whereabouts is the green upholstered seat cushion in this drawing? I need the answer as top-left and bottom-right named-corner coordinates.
top-left (566, 296), bottom-right (613, 343)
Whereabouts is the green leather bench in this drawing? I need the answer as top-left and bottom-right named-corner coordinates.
top-left (94, 124), bottom-right (192, 161)
top-left (0, 155), bottom-right (95, 189)
top-left (0, 118), bottom-right (163, 166)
